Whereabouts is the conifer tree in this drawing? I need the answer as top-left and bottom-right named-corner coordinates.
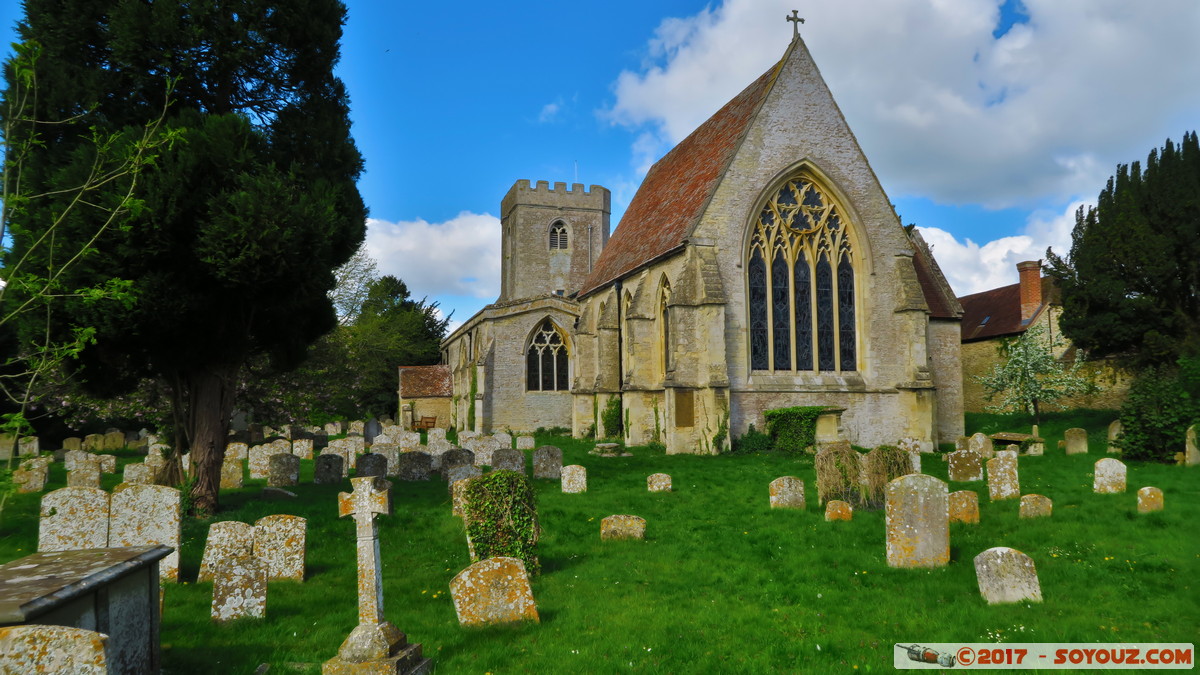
top-left (2, 0), bottom-right (366, 513)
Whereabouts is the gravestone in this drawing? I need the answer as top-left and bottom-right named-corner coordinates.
top-left (314, 454), bottom-right (344, 484)
top-left (198, 520), bottom-right (256, 582)
top-left (0, 625), bottom-right (109, 674)
top-left (516, 436), bottom-right (535, 450)
top-left (442, 448), bottom-right (475, 476)
top-left (561, 465), bottom-right (587, 493)
top-left (1107, 419), bottom-right (1122, 454)
top-left (427, 427), bottom-right (447, 443)
top-left (1064, 427), bottom-right (1088, 455)
top-left (1137, 486), bottom-right (1164, 513)
top-left (268, 453), bottom-right (300, 487)
top-left (492, 431), bottom-right (512, 449)
top-left (348, 420), bottom-right (365, 435)
top-left (254, 514), bottom-right (307, 582)
top-left (67, 464), bottom-right (102, 489)
top-left (248, 444), bottom-right (274, 480)
top-left (38, 487), bottom-right (110, 552)
top-left (825, 500), bottom-right (853, 521)
top-left (1184, 425), bottom-right (1198, 466)
top-left (769, 476), bottom-right (805, 509)
top-left (122, 463), bottom-right (151, 486)
top-left (908, 452), bottom-right (922, 474)
top-left (109, 483), bottom-right (181, 582)
top-left (17, 437), bottom-right (39, 457)
top-left (62, 437), bottom-right (82, 452)
top-left (967, 432), bottom-right (994, 459)
top-left (220, 458), bottom-right (244, 489)
top-left (491, 448), bottom-right (525, 474)
top-left (995, 448), bottom-right (1018, 461)
top-left (320, 445), bottom-right (351, 477)
top-left (954, 436), bottom-right (969, 452)
top-left (986, 455), bottom-right (1019, 501)
top-left (396, 452), bottom-right (432, 481)
top-left (292, 438), bottom-right (314, 460)
top-left (103, 431), bottom-right (125, 451)
top-left (427, 438), bottom-right (453, 467)
top-left (83, 433), bottom-right (104, 451)
top-left (1093, 458), bottom-right (1126, 494)
top-left (64, 449), bottom-right (93, 473)
top-left (947, 450), bottom-right (983, 482)
top-left (144, 452), bottom-right (166, 482)
top-left (97, 454), bottom-right (116, 474)
top-left (457, 430), bottom-right (479, 443)
top-left (211, 555), bottom-right (267, 622)
top-left (1019, 494), bottom-right (1052, 519)
top-left (532, 446), bottom-right (562, 479)
top-left (449, 557), bottom-right (539, 627)
top-left (472, 437), bottom-right (500, 466)
top-left (395, 431), bottom-right (420, 449)
top-left (896, 437), bottom-right (924, 455)
top-left (884, 474), bottom-right (949, 568)
top-left (451, 477), bottom-right (476, 518)
top-left (647, 473), bottom-right (672, 492)
top-left (370, 445), bottom-right (400, 477)
top-left (225, 442), bottom-right (249, 461)
top-left (356, 453), bottom-right (388, 479)
top-left (13, 458), bottom-right (49, 493)
top-left (601, 515), bottom-right (646, 540)
top-left (445, 464), bottom-right (482, 493)
top-left (974, 546), bottom-right (1042, 604)
top-left (948, 490), bottom-right (979, 524)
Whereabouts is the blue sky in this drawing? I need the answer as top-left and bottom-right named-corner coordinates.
top-left (5, 1), bottom-right (1199, 331)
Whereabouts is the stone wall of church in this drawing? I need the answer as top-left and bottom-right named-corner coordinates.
top-left (928, 319), bottom-right (966, 442)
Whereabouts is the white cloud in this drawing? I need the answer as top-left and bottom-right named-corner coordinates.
top-left (918, 199), bottom-right (1083, 296)
top-left (604, 0), bottom-right (1200, 208)
top-left (364, 212), bottom-right (501, 301)
top-left (538, 100), bottom-right (561, 123)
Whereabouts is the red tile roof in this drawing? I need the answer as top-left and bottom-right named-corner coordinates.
top-left (397, 365), bottom-right (452, 398)
top-left (909, 230), bottom-right (963, 320)
top-left (958, 276), bottom-right (1057, 342)
top-left (577, 57), bottom-right (784, 297)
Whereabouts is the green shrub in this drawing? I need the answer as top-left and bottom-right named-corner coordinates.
top-left (1116, 357), bottom-right (1200, 462)
top-left (730, 424), bottom-right (774, 455)
top-left (445, 426), bottom-right (458, 444)
top-left (462, 470), bottom-right (540, 574)
top-left (600, 396), bottom-right (623, 440)
top-left (763, 406), bottom-right (825, 454)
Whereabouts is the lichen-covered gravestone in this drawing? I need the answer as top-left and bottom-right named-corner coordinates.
top-left (254, 514), bottom-right (307, 582)
top-left (947, 450), bottom-right (983, 482)
top-left (472, 437), bottom-right (500, 466)
top-left (320, 445), bottom-right (351, 477)
top-left (949, 490), bottom-right (979, 524)
top-left (211, 555), bottom-right (267, 622)
top-left (268, 453), bottom-right (300, 487)
top-left (516, 435), bottom-right (535, 450)
top-left (38, 487), bottom-right (110, 552)
top-left (450, 557), bottom-right (539, 627)
top-left (314, 454), bottom-right (344, 484)
top-left (451, 477), bottom-right (477, 518)
top-left (356, 453), bottom-right (388, 479)
top-left (445, 464), bottom-right (482, 494)
top-left (1064, 427), bottom-right (1088, 455)
top-left (442, 448), bottom-right (475, 476)
top-left (769, 476), bottom-right (805, 509)
top-left (67, 464), bottom-right (102, 489)
top-left (1107, 420), bottom-right (1122, 454)
top-left (397, 451), bottom-right (432, 481)
top-left (1137, 487), bottom-right (1164, 513)
top-left (370, 445), bottom-right (400, 477)
top-left (64, 449), bottom-right (93, 473)
top-left (226, 441), bottom-right (249, 461)
top-left (97, 454), bottom-right (117, 474)
top-left (14, 458), bottom-right (49, 493)
top-left (967, 432), bottom-right (994, 459)
top-left (1019, 494), bottom-right (1052, 519)
top-left (248, 444), bottom-right (274, 480)
top-left (1093, 458), bottom-right (1126, 494)
top-left (974, 547), bottom-right (1042, 604)
top-left (122, 462), bottom-right (151, 486)
top-left (647, 473), bottom-right (672, 492)
top-left (825, 500), bottom-right (853, 521)
top-left (986, 455), bottom-right (1019, 501)
top-left (109, 483), bottom-right (181, 582)
top-left (220, 458), bottom-right (244, 489)
top-left (492, 431), bottom-right (512, 449)
top-left (0, 625), bottom-right (109, 674)
top-left (491, 448), bottom-right (525, 474)
top-left (1186, 425), bottom-right (1198, 466)
top-left (532, 446), bottom-right (562, 479)
top-left (885, 474), bottom-right (949, 568)
top-left (197, 521), bottom-right (254, 583)
top-left (292, 438), bottom-right (314, 460)
top-left (561, 465), bottom-right (587, 493)
top-left (600, 515), bottom-right (646, 540)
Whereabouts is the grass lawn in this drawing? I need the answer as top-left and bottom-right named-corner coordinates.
top-left (1, 409), bottom-right (1196, 673)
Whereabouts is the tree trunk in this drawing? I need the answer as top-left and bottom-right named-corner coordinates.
top-left (183, 366), bottom-right (236, 516)
top-left (1032, 398), bottom-right (1041, 428)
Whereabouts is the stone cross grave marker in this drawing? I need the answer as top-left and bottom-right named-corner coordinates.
top-left (949, 490), bottom-right (979, 524)
top-left (1137, 486), bottom-right (1163, 513)
top-left (769, 476), bottom-right (805, 509)
top-left (1064, 427), bottom-right (1088, 455)
top-left (1093, 458), bottom-right (1126, 494)
top-left (974, 546), bottom-right (1042, 604)
top-left (1019, 494), bottom-right (1052, 519)
top-left (885, 474), bottom-right (949, 568)
top-left (38, 487), bottom-right (110, 552)
top-left (211, 555), bottom-right (267, 622)
top-left (986, 455), bottom-right (1019, 501)
top-left (198, 521), bottom-right (256, 582)
top-left (533, 446), bottom-right (562, 479)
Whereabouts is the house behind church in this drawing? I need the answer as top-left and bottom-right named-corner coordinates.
top-left (439, 31), bottom-right (965, 453)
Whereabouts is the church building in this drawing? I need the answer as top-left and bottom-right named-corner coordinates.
top-left (440, 30), bottom-right (964, 453)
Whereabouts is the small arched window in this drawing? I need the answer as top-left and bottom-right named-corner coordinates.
top-left (659, 279), bottom-right (672, 374)
top-left (526, 320), bottom-right (569, 391)
top-left (549, 222), bottom-right (569, 250)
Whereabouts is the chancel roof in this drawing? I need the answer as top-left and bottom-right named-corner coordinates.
top-left (397, 365), bottom-right (452, 398)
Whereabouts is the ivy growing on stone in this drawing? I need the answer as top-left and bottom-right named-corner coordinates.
top-left (462, 470), bottom-right (540, 574)
top-left (763, 405), bottom-right (826, 454)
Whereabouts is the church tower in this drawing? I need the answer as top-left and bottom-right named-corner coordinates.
top-left (498, 180), bottom-right (610, 302)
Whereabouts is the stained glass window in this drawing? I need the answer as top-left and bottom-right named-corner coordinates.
top-left (816, 254), bottom-right (834, 371)
top-left (794, 257), bottom-right (813, 370)
top-left (527, 320), bottom-right (568, 391)
top-left (838, 256), bottom-right (856, 370)
top-left (772, 249), bottom-right (791, 370)
top-left (749, 249), bottom-right (769, 370)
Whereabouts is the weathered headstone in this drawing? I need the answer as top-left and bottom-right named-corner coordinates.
top-left (396, 451), bottom-right (432, 481)
top-left (64, 449), bottom-right (93, 473)
top-left (600, 515), bottom-right (646, 540)
top-left (1093, 457), bottom-right (1126, 494)
top-left (1107, 419), bottom-right (1122, 454)
top-left (314, 454), bottom-right (344, 484)
top-left (1137, 486), bottom-right (1164, 513)
top-left (1064, 427), bottom-right (1088, 455)
top-left (220, 458), bottom-right (244, 489)
top-left (13, 458), bottom-right (49, 493)
top-left (226, 441), bottom-right (249, 461)
top-left (0, 625), bottom-right (109, 674)
top-left (348, 420), bottom-right (365, 435)
top-left (103, 430), bottom-right (125, 451)
top-left (198, 521), bottom-right (256, 582)
top-left (896, 436), bottom-right (925, 455)
top-left (532, 446), bottom-right (562, 479)
top-left (254, 514), bottom-right (306, 582)
top-left (122, 462), bottom-right (151, 486)
top-left (320, 445), bottom-right (351, 477)
top-left (947, 450), bottom-right (982, 482)
top-left (561, 465), bottom-right (587, 493)
top-left (491, 448), bottom-right (525, 474)
top-left (427, 427), bottom-right (447, 443)
top-left (449, 557), bottom-right (539, 627)
top-left (647, 473), bottom-right (672, 492)
top-left (1019, 494), bottom-right (1052, 519)
top-left (516, 435), bottom-right (535, 450)
top-left (884, 474), bottom-right (949, 568)
top-left (97, 454), bottom-right (117, 474)
top-left (144, 452), bottom-right (166, 482)
top-left (248, 444), bottom-right (274, 480)
top-left (472, 437), bottom-right (500, 466)
top-left (825, 500), bottom-right (853, 521)
top-left (18, 437), bottom-right (39, 457)
top-left (356, 453), bottom-right (388, 479)
top-left (110, 483), bottom-right (181, 582)
top-left (442, 448), bottom-right (475, 476)
top-left (967, 432), bottom-right (994, 459)
top-left (974, 546), bottom-right (1042, 604)
top-left (38, 487), bottom-right (110, 552)
top-left (211, 555), bottom-right (267, 622)
top-left (292, 438), bottom-right (314, 460)
top-left (1184, 425), bottom-right (1198, 466)
top-left (948, 490), bottom-right (979, 524)
top-left (445, 464), bottom-right (482, 493)
top-left (954, 436), bottom-right (969, 452)
top-left (451, 477), bottom-right (476, 518)
top-left (769, 476), bottom-right (805, 509)
top-left (62, 437), bottom-right (83, 452)
top-left (986, 455), bottom-right (1019, 501)
top-left (82, 433), bottom-right (104, 452)
top-left (371, 445), bottom-right (400, 477)
top-left (395, 430), bottom-right (420, 449)
top-left (267, 453), bottom-right (300, 487)
top-left (67, 463), bottom-right (102, 489)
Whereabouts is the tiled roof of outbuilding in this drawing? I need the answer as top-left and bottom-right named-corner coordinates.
top-left (397, 365), bottom-right (452, 398)
top-left (958, 277), bottom-right (1057, 342)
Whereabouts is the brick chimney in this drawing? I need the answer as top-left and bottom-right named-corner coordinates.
top-left (1016, 260), bottom-right (1043, 323)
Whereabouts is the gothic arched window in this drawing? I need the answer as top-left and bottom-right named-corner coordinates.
top-left (526, 319), bottom-right (569, 391)
top-left (747, 174), bottom-right (858, 372)
top-left (549, 222), bottom-right (569, 250)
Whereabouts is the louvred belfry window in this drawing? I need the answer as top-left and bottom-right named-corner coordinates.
top-left (527, 320), bottom-right (569, 391)
top-left (747, 174), bottom-right (858, 372)
top-left (549, 222), bottom-right (568, 250)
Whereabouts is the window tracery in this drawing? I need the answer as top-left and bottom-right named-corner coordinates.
top-left (549, 222), bottom-right (569, 250)
top-left (526, 320), bottom-right (569, 391)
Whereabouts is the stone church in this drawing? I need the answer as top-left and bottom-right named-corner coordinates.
top-left (439, 31), bottom-right (964, 453)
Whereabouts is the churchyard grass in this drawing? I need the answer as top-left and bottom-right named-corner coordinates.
top-left (0, 411), bottom-right (1195, 672)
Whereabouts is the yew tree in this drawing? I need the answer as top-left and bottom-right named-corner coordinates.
top-left (2, 0), bottom-right (366, 513)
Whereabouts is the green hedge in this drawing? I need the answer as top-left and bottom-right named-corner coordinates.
top-left (763, 406), bottom-right (826, 454)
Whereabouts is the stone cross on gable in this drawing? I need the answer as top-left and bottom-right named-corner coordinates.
top-left (787, 9), bottom-right (805, 38)
top-left (338, 476), bottom-right (392, 625)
